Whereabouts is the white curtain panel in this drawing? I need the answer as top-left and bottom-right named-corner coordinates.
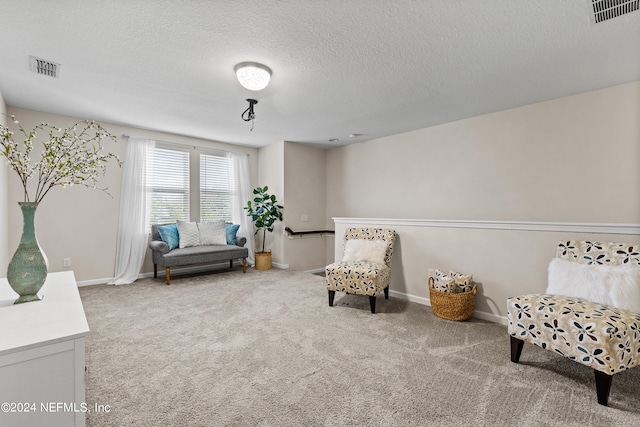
top-left (229, 152), bottom-right (255, 265)
top-left (110, 137), bottom-right (155, 285)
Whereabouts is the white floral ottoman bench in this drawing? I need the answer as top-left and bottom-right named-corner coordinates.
top-left (507, 241), bottom-right (640, 406)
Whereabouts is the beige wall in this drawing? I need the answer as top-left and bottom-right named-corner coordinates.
top-left (283, 142), bottom-right (329, 271)
top-left (327, 81), bottom-right (640, 223)
top-left (0, 90), bottom-right (8, 274)
top-left (5, 107), bottom-right (258, 283)
top-left (254, 141), bottom-right (329, 271)
top-left (326, 81), bottom-right (640, 322)
top-left (257, 141), bottom-right (285, 265)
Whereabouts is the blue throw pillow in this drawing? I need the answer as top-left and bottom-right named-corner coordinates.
top-left (158, 224), bottom-right (179, 250)
top-left (226, 224), bottom-right (240, 245)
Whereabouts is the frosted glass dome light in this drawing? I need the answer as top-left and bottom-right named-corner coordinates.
top-left (235, 62), bottom-right (272, 91)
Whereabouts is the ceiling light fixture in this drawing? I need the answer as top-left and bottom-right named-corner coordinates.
top-left (242, 99), bottom-right (258, 131)
top-left (235, 62), bottom-right (272, 91)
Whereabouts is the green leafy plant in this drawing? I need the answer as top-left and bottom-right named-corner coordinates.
top-left (0, 115), bottom-right (121, 204)
top-left (244, 186), bottom-right (283, 253)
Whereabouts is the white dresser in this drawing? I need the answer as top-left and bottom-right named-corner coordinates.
top-left (0, 271), bottom-right (89, 427)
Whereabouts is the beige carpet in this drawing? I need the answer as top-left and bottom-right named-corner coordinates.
top-left (79, 268), bottom-right (640, 426)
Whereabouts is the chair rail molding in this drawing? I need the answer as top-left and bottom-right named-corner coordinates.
top-left (332, 218), bottom-right (640, 235)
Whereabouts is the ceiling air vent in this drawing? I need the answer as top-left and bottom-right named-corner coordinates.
top-left (29, 56), bottom-right (60, 78)
top-left (590, 0), bottom-right (639, 24)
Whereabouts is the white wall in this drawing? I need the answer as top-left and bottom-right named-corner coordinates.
top-left (326, 81), bottom-right (640, 322)
top-left (257, 141), bottom-right (285, 265)
top-left (283, 142), bottom-right (328, 271)
top-left (254, 141), bottom-right (329, 271)
top-left (5, 107), bottom-right (259, 283)
top-left (0, 90), bottom-right (8, 274)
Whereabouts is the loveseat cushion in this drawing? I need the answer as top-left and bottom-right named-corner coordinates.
top-left (160, 244), bottom-right (249, 267)
top-left (198, 220), bottom-right (227, 245)
top-left (158, 224), bottom-right (179, 250)
top-left (226, 224), bottom-right (241, 245)
top-left (177, 220), bottom-right (201, 248)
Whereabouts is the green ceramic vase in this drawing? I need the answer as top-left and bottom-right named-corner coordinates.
top-left (7, 202), bottom-right (49, 304)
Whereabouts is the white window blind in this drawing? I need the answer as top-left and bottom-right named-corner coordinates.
top-left (149, 147), bottom-right (190, 224)
top-left (200, 153), bottom-right (233, 222)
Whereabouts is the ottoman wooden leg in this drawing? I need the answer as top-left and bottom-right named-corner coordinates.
top-left (328, 290), bottom-right (335, 306)
top-left (594, 370), bottom-right (613, 406)
top-left (510, 336), bottom-right (524, 363)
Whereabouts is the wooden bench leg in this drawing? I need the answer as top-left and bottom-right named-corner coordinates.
top-left (165, 267), bottom-right (171, 285)
top-left (510, 336), bottom-right (524, 363)
top-left (594, 370), bottom-right (613, 406)
top-left (242, 258), bottom-right (246, 273)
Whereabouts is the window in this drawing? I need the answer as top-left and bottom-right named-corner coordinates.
top-left (200, 153), bottom-right (233, 222)
top-left (149, 147), bottom-right (189, 224)
top-left (148, 146), bottom-right (236, 226)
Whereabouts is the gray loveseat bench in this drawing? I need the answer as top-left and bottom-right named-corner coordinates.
top-left (149, 224), bottom-right (249, 285)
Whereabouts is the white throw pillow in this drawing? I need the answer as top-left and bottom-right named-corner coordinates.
top-left (546, 257), bottom-right (640, 313)
top-left (342, 239), bottom-right (387, 265)
top-left (177, 220), bottom-right (201, 248)
top-left (197, 220), bottom-right (227, 245)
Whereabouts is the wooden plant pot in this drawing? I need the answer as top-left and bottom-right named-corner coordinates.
top-left (254, 251), bottom-right (272, 270)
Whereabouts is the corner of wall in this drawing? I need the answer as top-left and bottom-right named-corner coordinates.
top-left (256, 142), bottom-right (285, 262)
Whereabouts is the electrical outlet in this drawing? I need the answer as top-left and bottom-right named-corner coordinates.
top-left (301, 214), bottom-right (309, 222)
top-left (63, 258), bottom-right (71, 268)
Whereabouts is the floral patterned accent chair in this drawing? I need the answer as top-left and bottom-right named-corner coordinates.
top-left (507, 241), bottom-right (640, 406)
top-left (325, 228), bottom-right (396, 314)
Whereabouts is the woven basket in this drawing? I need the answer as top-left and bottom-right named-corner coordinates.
top-left (428, 276), bottom-right (477, 321)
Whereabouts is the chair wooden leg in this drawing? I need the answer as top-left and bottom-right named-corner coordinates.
top-left (369, 296), bottom-right (376, 314)
top-left (165, 267), bottom-right (171, 285)
top-left (242, 258), bottom-right (247, 273)
top-left (384, 286), bottom-right (389, 299)
top-left (510, 336), bottom-right (524, 363)
top-left (594, 370), bottom-right (613, 406)
top-left (154, 264), bottom-right (157, 279)
top-left (230, 260), bottom-right (233, 269)
top-left (328, 290), bottom-right (335, 306)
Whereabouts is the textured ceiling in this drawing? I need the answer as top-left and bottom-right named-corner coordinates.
top-left (0, 0), bottom-right (639, 148)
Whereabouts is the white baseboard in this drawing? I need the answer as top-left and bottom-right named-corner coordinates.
top-left (389, 289), bottom-right (508, 325)
top-left (77, 277), bottom-right (113, 287)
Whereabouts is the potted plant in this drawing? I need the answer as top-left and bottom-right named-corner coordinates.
top-left (244, 185), bottom-right (283, 270)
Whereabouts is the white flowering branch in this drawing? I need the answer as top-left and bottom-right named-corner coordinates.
top-left (0, 115), bottom-right (122, 204)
